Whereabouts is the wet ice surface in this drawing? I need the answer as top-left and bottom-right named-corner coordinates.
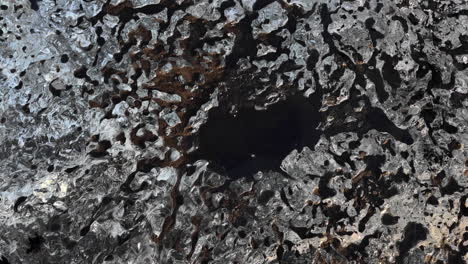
top-left (0, 0), bottom-right (467, 263)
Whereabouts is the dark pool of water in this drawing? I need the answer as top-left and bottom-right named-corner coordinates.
top-left (195, 94), bottom-right (322, 179)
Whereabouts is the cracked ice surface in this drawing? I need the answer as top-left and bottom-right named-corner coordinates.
top-left (0, 0), bottom-right (467, 263)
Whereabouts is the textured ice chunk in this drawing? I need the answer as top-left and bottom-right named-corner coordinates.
top-left (159, 109), bottom-right (182, 127)
top-left (252, 2), bottom-right (288, 36)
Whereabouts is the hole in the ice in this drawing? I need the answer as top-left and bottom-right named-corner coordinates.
top-left (196, 94), bottom-right (321, 179)
top-left (28, 0), bottom-right (41, 11)
top-left (26, 235), bottom-right (44, 253)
